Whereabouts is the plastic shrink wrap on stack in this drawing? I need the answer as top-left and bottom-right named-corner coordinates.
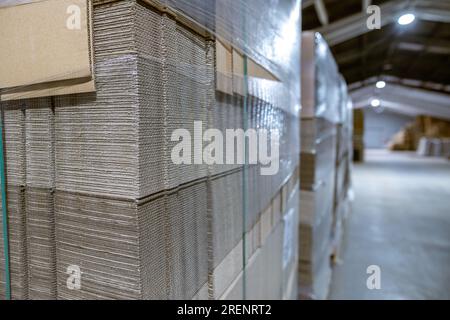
top-left (330, 76), bottom-right (353, 265)
top-left (0, 0), bottom-right (301, 299)
top-left (298, 32), bottom-right (341, 300)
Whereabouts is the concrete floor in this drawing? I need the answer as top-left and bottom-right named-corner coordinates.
top-left (329, 150), bottom-right (450, 300)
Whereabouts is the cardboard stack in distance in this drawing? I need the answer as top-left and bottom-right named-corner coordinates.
top-left (353, 109), bottom-right (365, 162)
top-left (0, 0), bottom-right (301, 300)
top-left (298, 32), bottom-right (341, 300)
top-left (330, 76), bottom-right (353, 263)
top-left (390, 115), bottom-right (450, 155)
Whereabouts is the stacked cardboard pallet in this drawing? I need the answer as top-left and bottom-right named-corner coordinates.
top-left (416, 115), bottom-right (450, 139)
top-left (389, 115), bottom-right (450, 154)
top-left (0, 0), bottom-right (300, 300)
top-left (353, 109), bottom-right (365, 162)
top-left (417, 137), bottom-right (450, 158)
top-left (298, 32), bottom-right (341, 300)
top-left (330, 77), bottom-right (353, 263)
top-left (219, 172), bottom-right (300, 300)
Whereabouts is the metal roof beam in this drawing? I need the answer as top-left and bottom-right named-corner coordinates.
top-left (314, 0), bottom-right (329, 26)
top-left (351, 82), bottom-right (450, 119)
top-left (315, 0), bottom-right (450, 46)
top-left (362, 0), bottom-right (372, 11)
top-left (302, 0), bottom-right (315, 9)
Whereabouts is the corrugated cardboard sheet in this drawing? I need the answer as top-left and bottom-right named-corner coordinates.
top-left (0, 0), bottom-right (300, 300)
top-left (0, 0), bottom-right (95, 100)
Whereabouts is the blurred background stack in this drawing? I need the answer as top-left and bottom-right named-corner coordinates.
top-left (298, 32), bottom-right (344, 300)
top-left (330, 77), bottom-right (353, 265)
top-left (353, 109), bottom-right (365, 162)
top-left (389, 115), bottom-right (450, 159)
top-left (301, 0), bottom-right (450, 301)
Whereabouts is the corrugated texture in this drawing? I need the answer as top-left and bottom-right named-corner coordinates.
top-left (24, 99), bottom-right (57, 299)
top-left (55, 191), bottom-right (141, 300)
top-left (55, 1), bottom-right (139, 199)
top-left (0, 0), bottom-right (300, 300)
top-left (172, 23), bottom-right (209, 186)
top-left (55, 181), bottom-right (209, 300)
top-left (165, 182), bottom-right (208, 299)
top-left (25, 99), bottom-right (54, 188)
top-left (0, 186), bottom-right (27, 300)
top-left (2, 103), bottom-right (26, 186)
top-left (135, 6), bottom-right (166, 196)
top-left (299, 68), bottom-right (339, 299)
top-left (26, 187), bottom-right (56, 299)
top-left (210, 170), bottom-right (243, 269)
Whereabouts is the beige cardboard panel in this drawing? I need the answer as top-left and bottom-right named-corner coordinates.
top-left (232, 49), bottom-right (244, 76)
top-left (0, 0), bottom-right (91, 89)
top-left (232, 49), bottom-right (245, 95)
top-left (215, 40), bottom-right (233, 95)
top-left (216, 41), bottom-right (232, 76)
top-left (231, 48), bottom-right (280, 96)
top-left (233, 48), bottom-right (279, 81)
top-left (1, 79), bottom-right (95, 101)
top-left (301, 31), bottom-right (318, 118)
top-left (248, 59), bottom-right (279, 82)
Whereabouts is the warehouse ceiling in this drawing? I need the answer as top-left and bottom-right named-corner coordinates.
top-left (302, 0), bottom-right (450, 94)
top-left (351, 81), bottom-right (450, 119)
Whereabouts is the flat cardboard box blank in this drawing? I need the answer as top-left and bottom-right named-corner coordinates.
top-left (0, 0), bottom-right (92, 89)
top-left (300, 32), bottom-right (316, 119)
top-left (1, 78), bottom-right (95, 101)
top-left (232, 49), bottom-right (245, 96)
top-left (216, 40), bottom-right (233, 95)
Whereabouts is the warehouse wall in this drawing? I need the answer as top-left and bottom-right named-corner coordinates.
top-left (363, 108), bottom-right (414, 149)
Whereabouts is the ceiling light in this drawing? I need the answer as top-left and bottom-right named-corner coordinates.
top-left (376, 81), bottom-right (386, 89)
top-left (398, 13), bottom-right (415, 25)
top-left (371, 99), bottom-right (381, 108)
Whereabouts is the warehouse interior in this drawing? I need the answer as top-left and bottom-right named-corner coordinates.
top-left (0, 0), bottom-right (448, 301)
top-left (302, 0), bottom-right (450, 299)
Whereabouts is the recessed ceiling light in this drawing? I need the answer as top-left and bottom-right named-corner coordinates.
top-left (398, 13), bottom-right (416, 25)
top-left (376, 81), bottom-right (386, 89)
top-left (371, 99), bottom-right (381, 108)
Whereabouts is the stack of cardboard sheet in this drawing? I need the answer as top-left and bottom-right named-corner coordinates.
top-left (330, 77), bottom-right (353, 264)
top-left (0, 186), bottom-right (27, 300)
top-left (219, 172), bottom-right (300, 300)
top-left (2, 104), bottom-right (26, 187)
top-left (390, 115), bottom-right (450, 153)
top-left (24, 99), bottom-right (56, 299)
top-left (209, 110), bottom-right (300, 299)
top-left (298, 32), bottom-right (340, 300)
top-left (388, 122), bottom-right (419, 151)
top-left (0, 0), bottom-right (300, 300)
top-left (53, 1), bottom-right (213, 299)
top-left (298, 168), bottom-right (334, 299)
top-left (417, 137), bottom-right (450, 158)
top-left (416, 115), bottom-right (450, 139)
top-left (0, 101), bottom-right (27, 299)
top-left (300, 120), bottom-right (337, 187)
top-left (55, 180), bottom-right (209, 300)
top-left (353, 109), bottom-right (365, 162)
